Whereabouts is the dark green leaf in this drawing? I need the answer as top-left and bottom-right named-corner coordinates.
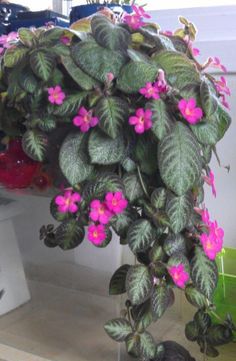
top-left (200, 80), bottom-right (218, 118)
top-left (104, 318), bottom-right (132, 342)
top-left (206, 325), bottom-right (233, 346)
top-left (126, 265), bottom-right (152, 305)
top-left (18, 67), bottom-right (38, 94)
top-left (139, 331), bottom-right (156, 359)
top-left (30, 50), bottom-right (55, 81)
top-left (151, 188), bottom-right (167, 209)
top-left (185, 284), bottom-right (207, 308)
top-left (22, 129), bottom-right (48, 161)
top-left (163, 234), bottom-right (186, 256)
top-left (123, 172), bottom-right (145, 203)
top-left (38, 117), bottom-right (56, 132)
top-left (149, 242), bottom-right (165, 263)
top-left (166, 192), bottom-right (193, 234)
top-left (151, 285), bottom-right (173, 320)
top-left (168, 253), bottom-right (190, 273)
top-left (128, 219), bottom-right (155, 254)
top-left (55, 219), bottom-right (85, 250)
top-left (191, 246), bottom-right (218, 300)
top-left (126, 333), bottom-right (141, 357)
top-left (111, 207), bottom-right (138, 238)
top-left (158, 122), bottom-right (202, 196)
top-left (109, 264), bottom-right (130, 295)
top-left (133, 300), bottom-right (153, 332)
top-left (185, 321), bottom-right (199, 341)
top-left (205, 344), bottom-right (219, 357)
top-left (135, 134), bottom-right (157, 175)
top-left (4, 45), bottom-right (29, 68)
top-left (52, 92), bottom-right (88, 117)
top-left (194, 310), bottom-right (211, 333)
top-left (148, 99), bottom-right (174, 141)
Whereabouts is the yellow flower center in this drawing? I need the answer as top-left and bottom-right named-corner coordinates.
top-left (93, 231), bottom-right (98, 238)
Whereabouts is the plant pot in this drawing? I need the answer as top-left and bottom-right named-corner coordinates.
top-left (69, 3), bottom-right (132, 24)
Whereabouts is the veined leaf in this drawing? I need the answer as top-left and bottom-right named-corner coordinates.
top-left (139, 331), bottom-right (156, 359)
top-left (135, 135), bottom-right (157, 175)
top-left (151, 285), bottom-right (174, 320)
top-left (185, 321), bottom-right (199, 341)
top-left (22, 129), bottom-right (48, 161)
top-left (104, 318), bottom-right (132, 342)
top-left (18, 67), bottom-right (38, 94)
top-left (126, 333), bottom-right (141, 357)
top-left (55, 219), bottom-right (85, 250)
top-left (168, 253), bottom-right (190, 273)
top-left (126, 265), bottom-right (152, 305)
top-left (128, 219), bottom-right (155, 254)
top-left (59, 132), bottom-right (94, 185)
top-left (91, 15), bottom-right (131, 51)
top-left (185, 284), bottom-right (207, 308)
top-left (30, 50), bottom-right (55, 81)
top-left (191, 246), bottom-right (218, 300)
top-left (4, 45), bottom-right (29, 68)
top-left (151, 188), bottom-right (167, 209)
top-left (206, 325), bottom-right (233, 346)
top-left (163, 234), bottom-right (187, 256)
top-left (133, 300), bottom-right (153, 332)
top-left (88, 128), bottom-right (125, 165)
top-left (111, 207), bottom-right (138, 238)
top-left (200, 80), bottom-right (218, 117)
top-left (148, 99), bottom-right (174, 141)
top-left (95, 96), bottom-right (128, 139)
top-left (166, 192), bottom-right (193, 234)
top-left (18, 28), bottom-right (37, 47)
top-left (52, 92), bottom-right (88, 117)
top-left (109, 264), bottom-right (130, 295)
top-left (158, 122), bottom-right (202, 196)
top-left (123, 172), bottom-right (145, 203)
top-left (117, 61), bottom-right (158, 94)
top-left (194, 309), bottom-right (211, 333)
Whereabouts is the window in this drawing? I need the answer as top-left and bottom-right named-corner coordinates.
top-left (146, 0), bottom-right (236, 10)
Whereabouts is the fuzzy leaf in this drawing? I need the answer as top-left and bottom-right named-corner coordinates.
top-left (18, 67), bottom-right (38, 94)
top-left (88, 128), bottom-right (125, 165)
top-left (18, 28), bottom-right (37, 47)
top-left (151, 188), bottom-right (167, 209)
top-left (158, 122), bottom-right (202, 196)
top-left (151, 285), bottom-right (173, 320)
top-left (4, 45), bottom-right (29, 68)
top-left (126, 333), bottom-right (140, 357)
top-left (163, 234), bottom-right (186, 256)
top-left (30, 50), bottom-right (55, 81)
top-left (117, 61), bottom-right (158, 94)
top-left (52, 92), bottom-right (88, 117)
top-left (126, 265), bottom-right (152, 305)
top-left (185, 284), bottom-right (207, 308)
top-left (91, 15), bottom-right (131, 51)
top-left (166, 192), bottom-right (193, 234)
top-left (72, 40), bottom-right (126, 82)
top-left (152, 50), bottom-right (200, 89)
top-left (185, 321), bottom-right (199, 341)
top-left (148, 99), bottom-right (174, 141)
top-left (135, 135), bottom-right (157, 175)
top-left (139, 331), bottom-right (156, 359)
top-left (55, 219), bottom-right (85, 250)
top-left (22, 129), bottom-right (48, 161)
top-left (109, 264), bottom-right (130, 295)
top-left (194, 310), bottom-right (211, 333)
top-left (206, 325), bottom-right (233, 346)
top-left (59, 132), bottom-right (94, 185)
top-left (104, 318), bottom-right (132, 342)
top-left (133, 301), bottom-right (153, 332)
top-left (111, 207), bottom-right (138, 238)
top-left (123, 172), bottom-right (145, 203)
top-left (191, 246), bottom-right (218, 300)
top-left (95, 96), bottom-right (128, 139)
top-left (128, 219), bottom-right (154, 254)
top-left (200, 80), bottom-right (218, 117)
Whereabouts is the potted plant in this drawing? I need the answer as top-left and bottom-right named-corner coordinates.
top-left (0, 6), bottom-right (235, 360)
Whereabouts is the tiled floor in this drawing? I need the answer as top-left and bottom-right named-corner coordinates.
top-left (0, 267), bottom-right (235, 361)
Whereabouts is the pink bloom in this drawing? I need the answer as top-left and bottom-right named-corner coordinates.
top-left (48, 85), bottom-right (66, 105)
top-left (221, 94), bottom-right (230, 109)
top-left (123, 13), bottom-right (145, 30)
top-left (162, 30), bottom-right (173, 36)
top-left (209, 56), bottom-right (227, 73)
top-left (73, 107), bottom-right (99, 132)
top-left (55, 190), bottom-right (81, 213)
top-left (129, 108), bottom-right (153, 134)
top-left (168, 264), bottom-right (189, 288)
top-left (203, 170), bottom-right (216, 197)
top-left (89, 200), bottom-right (112, 225)
top-left (178, 98), bottom-right (203, 124)
top-left (209, 221), bottom-right (224, 245)
top-left (139, 82), bottom-right (160, 99)
top-left (154, 69), bottom-right (169, 93)
top-left (106, 72), bottom-right (114, 82)
top-left (60, 35), bottom-right (71, 45)
top-left (194, 206), bottom-right (211, 226)
top-left (105, 192), bottom-right (128, 215)
top-left (200, 219), bottom-right (224, 260)
top-left (88, 224), bottom-right (106, 246)
top-left (132, 5), bottom-right (151, 19)
top-left (215, 76), bottom-right (231, 96)
top-left (191, 46), bottom-right (200, 57)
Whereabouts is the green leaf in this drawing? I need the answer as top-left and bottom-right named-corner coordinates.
top-left (61, 56), bottom-right (99, 91)
top-left (4, 45), bottom-right (29, 68)
top-left (194, 310), bottom-right (211, 333)
top-left (55, 219), bottom-right (85, 250)
top-left (72, 40), bottom-right (126, 82)
top-left (152, 50), bottom-right (200, 89)
top-left (206, 325), bottom-right (233, 346)
top-left (121, 157), bottom-right (137, 172)
top-left (95, 97), bottom-right (128, 139)
top-left (185, 321), bottom-right (199, 341)
top-left (149, 242), bottom-right (165, 263)
top-left (168, 253), bottom-right (190, 273)
top-left (133, 301), bottom-right (153, 332)
top-left (82, 173), bottom-right (124, 203)
top-left (18, 67), bottom-right (38, 94)
top-left (117, 61), bottom-right (158, 94)
top-left (185, 284), bottom-right (207, 308)
top-left (126, 333), bottom-right (141, 357)
top-left (91, 15), bottom-right (131, 51)
top-left (109, 264), bottom-right (130, 295)
top-left (163, 234), bottom-right (186, 256)
top-left (200, 80), bottom-right (218, 117)
top-left (51, 43), bottom-right (71, 57)
top-left (52, 92), bottom-right (88, 117)
top-left (191, 246), bottom-right (218, 300)
top-left (18, 28), bottom-right (37, 47)
top-left (151, 188), bottom-right (167, 209)
top-left (30, 50), bottom-right (55, 81)
top-left (126, 265), bottom-right (152, 305)
top-left (38, 117), bottom-right (56, 132)
top-left (166, 192), bottom-right (193, 234)
top-left (123, 172), bottom-right (145, 203)
top-left (22, 129), bottom-right (48, 162)
top-left (205, 344), bottom-right (219, 357)
top-left (59, 132), bottom-right (94, 185)
top-left (135, 134), bottom-right (157, 175)
top-left (139, 331), bottom-right (156, 359)
top-left (158, 122), bottom-right (202, 196)
top-left (111, 207), bottom-right (138, 238)
top-left (38, 27), bottom-right (65, 45)
top-left (104, 318), bottom-right (132, 342)
top-left (148, 99), bottom-right (174, 141)
top-left (88, 128), bottom-right (125, 165)
top-left (151, 285), bottom-right (173, 320)
top-left (191, 105), bottom-right (231, 146)
top-left (128, 219), bottom-right (154, 254)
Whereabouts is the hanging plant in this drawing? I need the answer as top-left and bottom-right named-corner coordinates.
top-left (0, 6), bottom-right (234, 360)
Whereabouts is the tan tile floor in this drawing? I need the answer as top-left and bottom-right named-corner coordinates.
top-left (0, 275), bottom-right (235, 361)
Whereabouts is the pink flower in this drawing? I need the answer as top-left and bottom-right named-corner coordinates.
top-left (215, 76), bottom-right (231, 96)
top-left (191, 46), bottom-right (200, 57)
top-left (209, 221), bottom-right (224, 245)
top-left (194, 206), bottom-right (211, 226)
top-left (178, 98), bottom-right (203, 124)
top-left (106, 72), bottom-right (114, 82)
top-left (129, 108), bottom-right (153, 134)
top-left (168, 264), bottom-right (189, 288)
top-left (209, 56), bottom-right (227, 73)
top-left (154, 69), bottom-right (169, 93)
top-left (203, 170), bottom-right (216, 197)
top-left (221, 94), bottom-right (230, 109)
top-left (89, 200), bottom-right (112, 225)
top-left (55, 190), bottom-right (81, 213)
top-left (88, 224), bottom-right (106, 246)
top-left (48, 85), bottom-right (66, 105)
top-left (200, 219), bottom-right (224, 260)
top-left (139, 82), bottom-right (160, 99)
top-left (162, 30), bottom-right (173, 36)
top-left (132, 5), bottom-right (151, 19)
top-left (123, 13), bottom-right (145, 30)
top-left (73, 107), bottom-right (99, 132)
top-left (60, 35), bottom-right (71, 45)
top-left (105, 192), bottom-right (128, 215)
top-left (0, 31), bottom-right (18, 55)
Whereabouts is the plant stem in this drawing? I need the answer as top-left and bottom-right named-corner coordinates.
top-left (137, 165), bottom-right (150, 199)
